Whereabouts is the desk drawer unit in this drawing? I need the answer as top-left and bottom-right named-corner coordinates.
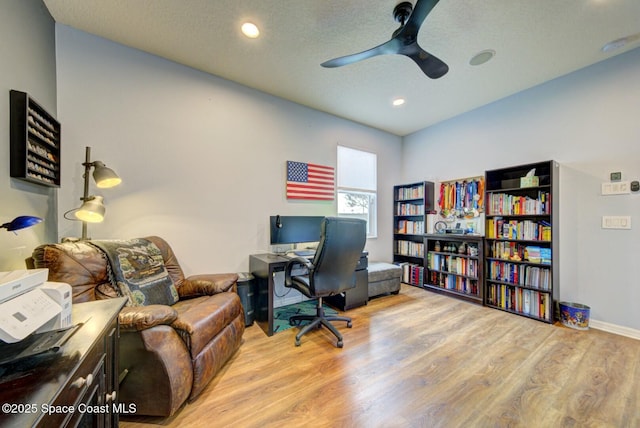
top-left (325, 253), bottom-right (369, 311)
top-left (36, 334), bottom-right (106, 427)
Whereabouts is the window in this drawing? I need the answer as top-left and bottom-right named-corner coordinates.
top-left (337, 145), bottom-right (377, 238)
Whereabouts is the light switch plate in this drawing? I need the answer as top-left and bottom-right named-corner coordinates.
top-left (602, 216), bottom-right (632, 229)
top-left (602, 181), bottom-right (630, 195)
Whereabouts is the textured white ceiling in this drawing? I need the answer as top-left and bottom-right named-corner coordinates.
top-left (43, 0), bottom-right (640, 136)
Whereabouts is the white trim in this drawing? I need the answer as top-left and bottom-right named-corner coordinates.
top-left (588, 319), bottom-right (640, 340)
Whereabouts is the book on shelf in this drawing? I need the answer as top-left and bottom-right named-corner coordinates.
top-left (539, 247), bottom-right (551, 264)
top-left (395, 202), bottom-right (425, 216)
top-left (487, 191), bottom-right (550, 216)
top-left (395, 219), bottom-right (425, 235)
top-left (487, 261), bottom-right (551, 290)
top-left (486, 284), bottom-right (551, 321)
top-left (486, 218), bottom-right (552, 241)
top-left (488, 241), bottom-right (551, 264)
top-left (427, 253), bottom-right (478, 277)
top-left (397, 262), bottom-right (424, 286)
top-left (396, 185), bottom-right (424, 200)
top-left (428, 271), bottom-right (478, 295)
top-left (395, 240), bottom-right (424, 258)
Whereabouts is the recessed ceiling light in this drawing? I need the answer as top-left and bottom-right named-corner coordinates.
top-left (469, 49), bottom-right (496, 66)
top-left (241, 22), bottom-right (260, 39)
top-left (392, 98), bottom-right (406, 107)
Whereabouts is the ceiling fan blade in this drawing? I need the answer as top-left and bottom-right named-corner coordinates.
top-left (404, 46), bottom-right (449, 79)
top-left (402, 0), bottom-right (442, 37)
top-left (321, 39), bottom-right (400, 68)
top-left (321, 0), bottom-right (448, 79)
top-left (394, 0), bottom-right (448, 78)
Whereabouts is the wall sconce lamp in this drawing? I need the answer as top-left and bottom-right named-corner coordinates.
top-left (65, 146), bottom-right (122, 240)
top-left (1, 216), bottom-right (43, 233)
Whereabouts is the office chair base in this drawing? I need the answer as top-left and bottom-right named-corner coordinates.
top-left (290, 298), bottom-right (351, 348)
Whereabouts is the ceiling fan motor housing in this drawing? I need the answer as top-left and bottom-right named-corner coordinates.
top-left (394, 2), bottom-right (414, 25)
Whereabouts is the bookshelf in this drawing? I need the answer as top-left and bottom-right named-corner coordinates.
top-left (424, 234), bottom-right (484, 304)
top-left (484, 160), bottom-right (559, 323)
top-left (9, 90), bottom-right (61, 187)
top-left (393, 181), bottom-right (434, 286)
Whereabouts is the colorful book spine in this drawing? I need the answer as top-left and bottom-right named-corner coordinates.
top-left (486, 284), bottom-right (552, 321)
top-left (397, 185), bottom-right (424, 200)
top-left (487, 191), bottom-right (550, 216)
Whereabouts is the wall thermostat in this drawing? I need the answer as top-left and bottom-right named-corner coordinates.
top-left (610, 172), bottom-right (622, 181)
top-left (631, 180), bottom-right (640, 192)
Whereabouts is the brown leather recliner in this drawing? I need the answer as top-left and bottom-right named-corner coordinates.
top-left (31, 236), bottom-right (245, 417)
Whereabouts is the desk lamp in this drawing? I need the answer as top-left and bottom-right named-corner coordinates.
top-left (65, 146), bottom-right (122, 240)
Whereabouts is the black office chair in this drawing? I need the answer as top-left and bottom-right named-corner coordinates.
top-left (284, 217), bottom-right (367, 348)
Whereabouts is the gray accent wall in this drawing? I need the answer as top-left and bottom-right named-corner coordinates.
top-left (53, 25), bottom-right (402, 275)
top-left (0, 0), bottom-right (57, 269)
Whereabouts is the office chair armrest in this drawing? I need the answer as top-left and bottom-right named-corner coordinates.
top-left (284, 256), bottom-right (314, 288)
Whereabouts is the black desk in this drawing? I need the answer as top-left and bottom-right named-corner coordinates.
top-left (249, 252), bottom-right (368, 336)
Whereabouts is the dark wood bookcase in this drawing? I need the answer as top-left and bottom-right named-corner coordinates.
top-left (424, 234), bottom-right (484, 304)
top-left (10, 90), bottom-right (61, 187)
top-left (484, 160), bottom-right (559, 323)
top-left (393, 181), bottom-right (434, 286)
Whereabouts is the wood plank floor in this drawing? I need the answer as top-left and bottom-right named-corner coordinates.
top-left (121, 284), bottom-right (640, 428)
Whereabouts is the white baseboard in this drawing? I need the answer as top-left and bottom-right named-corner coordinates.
top-left (588, 319), bottom-right (640, 340)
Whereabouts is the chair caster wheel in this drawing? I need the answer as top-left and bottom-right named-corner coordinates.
top-left (337, 340), bottom-right (343, 348)
top-left (347, 321), bottom-right (352, 328)
top-left (295, 339), bottom-right (301, 346)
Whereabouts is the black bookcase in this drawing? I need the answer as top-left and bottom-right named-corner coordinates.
top-left (393, 181), bottom-right (434, 286)
top-left (484, 160), bottom-right (559, 323)
top-left (424, 234), bottom-right (484, 304)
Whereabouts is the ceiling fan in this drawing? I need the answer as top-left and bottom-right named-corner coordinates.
top-left (321, 0), bottom-right (449, 79)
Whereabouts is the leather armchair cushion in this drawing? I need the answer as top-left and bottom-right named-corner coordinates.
top-left (119, 305), bottom-right (179, 332)
top-left (179, 273), bottom-right (238, 298)
top-left (31, 240), bottom-right (109, 302)
top-left (119, 326), bottom-right (193, 417)
top-left (145, 236), bottom-right (188, 289)
top-left (171, 293), bottom-right (243, 359)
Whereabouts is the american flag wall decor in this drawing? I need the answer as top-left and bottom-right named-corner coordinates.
top-left (286, 160), bottom-right (335, 200)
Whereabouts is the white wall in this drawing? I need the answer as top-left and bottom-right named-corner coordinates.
top-left (54, 26), bottom-right (402, 275)
top-left (403, 48), bottom-right (640, 331)
top-left (0, 0), bottom-right (57, 270)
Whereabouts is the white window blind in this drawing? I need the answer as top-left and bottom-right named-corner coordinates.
top-left (337, 145), bottom-right (377, 238)
top-left (337, 146), bottom-right (377, 191)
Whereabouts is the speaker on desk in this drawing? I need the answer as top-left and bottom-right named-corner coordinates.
top-left (236, 272), bottom-right (256, 326)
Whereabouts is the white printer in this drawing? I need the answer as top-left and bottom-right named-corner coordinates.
top-left (0, 269), bottom-right (72, 343)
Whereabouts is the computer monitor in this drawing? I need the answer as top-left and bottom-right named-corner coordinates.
top-left (269, 215), bottom-right (325, 245)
